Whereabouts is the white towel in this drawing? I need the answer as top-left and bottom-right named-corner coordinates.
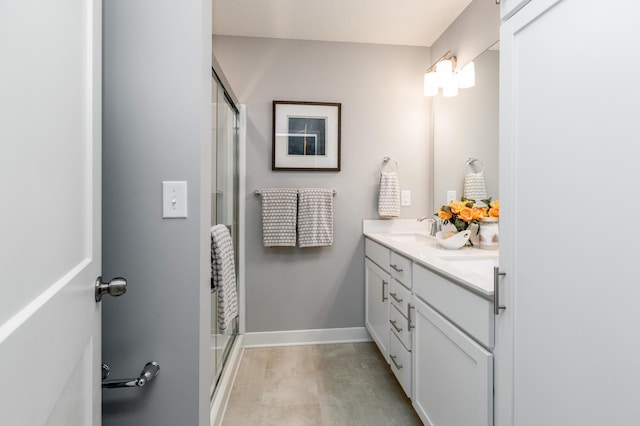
top-left (211, 224), bottom-right (238, 333)
top-left (298, 188), bottom-right (334, 248)
top-left (260, 188), bottom-right (298, 247)
top-left (378, 172), bottom-right (400, 218)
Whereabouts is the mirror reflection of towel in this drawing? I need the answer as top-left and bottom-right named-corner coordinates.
top-left (378, 172), bottom-right (400, 218)
top-left (463, 170), bottom-right (487, 202)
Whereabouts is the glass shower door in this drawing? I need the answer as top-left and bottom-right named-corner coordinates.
top-left (210, 74), bottom-right (239, 398)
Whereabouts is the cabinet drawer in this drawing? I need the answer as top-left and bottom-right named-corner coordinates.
top-left (389, 304), bottom-right (411, 350)
top-left (365, 238), bottom-right (390, 272)
top-left (389, 278), bottom-right (411, 316)
top-left (390, 251), bottom-right (412, 288)
top-left (413, 263), bottom-right (494, 348)
top-left (389, 332), bottom-right (412, 398)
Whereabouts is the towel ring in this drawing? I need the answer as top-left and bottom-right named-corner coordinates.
top-left (466, 157), bottom-right (484, 173)
top-left (380, 157), bottom-right (399, 174)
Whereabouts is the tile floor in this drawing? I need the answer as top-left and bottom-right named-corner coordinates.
top-left (222, 342), bottom-right (422, 425)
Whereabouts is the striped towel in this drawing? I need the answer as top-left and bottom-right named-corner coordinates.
top-left (378, 172), bottom-right (400, 218)
top-left (298, 188), bottom-right (334, 248)
top-left (211, 224), bottom-right (238, 333)
top-left (260, 188), bottom-right (298, 247)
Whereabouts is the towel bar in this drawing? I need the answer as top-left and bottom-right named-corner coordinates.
top-left (255, 189), bottom-right (336, 196)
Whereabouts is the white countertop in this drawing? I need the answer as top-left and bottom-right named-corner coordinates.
top-left (363, 220), bottom-right (498, 298)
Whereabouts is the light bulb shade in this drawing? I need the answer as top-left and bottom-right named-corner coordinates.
top-left (424, 71), bottom-right (439, 96)
top-left (442, 77), bottom-right (459, 97)
top-left (436, 59), bottom-right (453, 76)
top-left (457, 61), bottom-right (475, 89)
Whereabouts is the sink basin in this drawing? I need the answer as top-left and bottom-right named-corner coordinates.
top-left (387, 233), bottom-right (431, 243)
top-left (438, 255), bottom-right (498, 276)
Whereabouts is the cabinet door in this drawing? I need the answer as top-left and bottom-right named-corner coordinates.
top-left (412, 296), bottom-right (493, 426)
top-left (365, 258), bottom-right (389, 362)
top-left (500, 0), bottom-right (531, 20)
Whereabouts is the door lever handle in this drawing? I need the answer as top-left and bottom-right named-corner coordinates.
top-left (95, 276), bottom-right (127, 302)
top-left (102, 361), bottom-right (160, 389)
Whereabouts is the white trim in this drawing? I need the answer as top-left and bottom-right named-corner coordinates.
top-left (238, 105), bottom-right (246, 335)
top-left (243, 327), bottom-right (372, 348)
top-left (210, 335), bottom-right (244, 426)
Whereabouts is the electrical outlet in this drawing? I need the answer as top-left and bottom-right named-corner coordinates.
top-left (447, 190), bottom-right (457, 203)
top-left (401, 190), bottom-right (411, 206)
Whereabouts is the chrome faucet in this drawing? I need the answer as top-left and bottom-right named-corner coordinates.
top-left (417, 216), bottom-right (441, 236)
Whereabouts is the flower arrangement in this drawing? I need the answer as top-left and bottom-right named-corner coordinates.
top-left (436, 198), bottom-right (499, 232)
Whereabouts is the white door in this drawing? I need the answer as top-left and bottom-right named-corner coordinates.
top-left (0, 0), bottom-right (103, 424)
top-left (497, 0), bottom-right (640, 424)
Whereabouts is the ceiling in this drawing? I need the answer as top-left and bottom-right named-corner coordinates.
top-left (212, 0), bottom-right (473, 47)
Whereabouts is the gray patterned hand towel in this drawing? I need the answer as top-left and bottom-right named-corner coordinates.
top-left (378, 172), bottom-right (400, 218)
top-left (260, 188), bottom-right (298, 247)
top-left (463, 170), bottom-right (487, 202)
top-left (298, 188), bottom-right (334, 248)
top-left (211, 224), bottom-right (238, 333)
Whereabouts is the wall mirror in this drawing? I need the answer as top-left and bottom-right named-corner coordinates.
top-left (433, 41), bottom-right (500, 210)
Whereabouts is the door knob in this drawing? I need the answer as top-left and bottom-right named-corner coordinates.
top-left (95, 276), bottom-right (127, 302)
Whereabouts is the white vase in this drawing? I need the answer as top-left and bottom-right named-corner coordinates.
top-left (479, 217), bottom-right (499, 250)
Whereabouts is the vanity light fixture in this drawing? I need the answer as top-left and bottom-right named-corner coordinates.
top-left (423, 51), bottom-right (475, 97)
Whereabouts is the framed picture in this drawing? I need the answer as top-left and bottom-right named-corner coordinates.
top-left (272, 101), bottom-right (341, 171)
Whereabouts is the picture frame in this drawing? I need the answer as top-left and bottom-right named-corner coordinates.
top-left (272, 101), bottom-right (341, 171)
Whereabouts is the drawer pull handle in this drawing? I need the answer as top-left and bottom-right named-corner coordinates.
top-left (390, 264), bottom-right (403, 273)
top-left (407, 304), bottom-right (415, 330)
top-left (389, 319), bottom-right (403, 333)
top-left (382, 280), bottom-right (388, 302)
top-left (389, 292), bottom-right (403, 303)
top-left (390, 355), bottom-right (403, 370)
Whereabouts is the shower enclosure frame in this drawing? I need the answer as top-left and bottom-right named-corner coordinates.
top-left (210, 54), bottom-right (242, 400)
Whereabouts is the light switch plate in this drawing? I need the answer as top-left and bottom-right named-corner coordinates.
top-left (162, 181), bottom-right (187, 218)
top-left (447, 190), bottom-right (457, 203)
top-left (401, 190), bottom-right (411, 206)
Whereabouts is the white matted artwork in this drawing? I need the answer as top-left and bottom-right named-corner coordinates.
top-left (272, 101), bottom-right (341, 171)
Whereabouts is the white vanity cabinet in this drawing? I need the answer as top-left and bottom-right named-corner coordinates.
top-left (364, 233), bottom-right (497, 424)
top-left (410, 263), bottom-right (494, 426)
top-left (411, 295), bottom-right (493, 426)
top-left (364, 240), bottom-right (390, 362)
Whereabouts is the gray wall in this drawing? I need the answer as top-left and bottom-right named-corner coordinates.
top-left (430, 0), bottom-right (499, 69)
top-left (102, 1), bottom-right (211, 425)
top-left (213, 36), bottom-right (431, 332)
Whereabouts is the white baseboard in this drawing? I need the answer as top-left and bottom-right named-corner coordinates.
top-left (210, 335), bottom-right (244, 426)
top-left (243, 327), bottom-right (372, 348)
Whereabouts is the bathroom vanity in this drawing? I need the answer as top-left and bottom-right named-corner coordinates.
top-left (363, 220), bottom-right (498, 426)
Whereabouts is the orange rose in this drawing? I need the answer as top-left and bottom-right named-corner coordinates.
top-left (449, 200), bottom-right (464, 214)
top-left (438, 209), bottom-right (452, 220)
top-left (458, 207), bottom-right (473, 222)
top-left (491, 200), bottom-right (500, 209)
top-left (471, 206), bottom-right (487, 221)
top-left (488, 206), bottom-right (499, 218)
